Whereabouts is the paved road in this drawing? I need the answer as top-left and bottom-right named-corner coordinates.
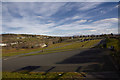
top-left (3, 48), bottom-right (120, 79)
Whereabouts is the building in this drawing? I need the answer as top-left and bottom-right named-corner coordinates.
top-left (0, 43), bottom-right (7, 47)
top-left (40, 43), bottom-right (47, 48)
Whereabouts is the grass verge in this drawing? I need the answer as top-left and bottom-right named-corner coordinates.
top-left (106, 38), bottom-right (120, 67)
top-left (2, 72), bottom-right (86, 80)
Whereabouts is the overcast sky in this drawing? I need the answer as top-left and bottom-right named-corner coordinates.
top-left (2, 2), bottom-right (118, 36)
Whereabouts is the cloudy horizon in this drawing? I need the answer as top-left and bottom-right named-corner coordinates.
top-left (2, 2), bottom-right (118, 36)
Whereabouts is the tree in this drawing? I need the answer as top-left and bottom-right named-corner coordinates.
top-left (58, 37), bottom-right (62, 43)
top-left (111, 33), bottom-right (113, 36)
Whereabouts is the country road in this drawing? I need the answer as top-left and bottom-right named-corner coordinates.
top-left (3, 48), bottom-right (120, 79)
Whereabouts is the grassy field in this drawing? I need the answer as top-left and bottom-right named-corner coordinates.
top-left (2, 72), bottom-right (86, 79)
top-left (23, 39), bottom-right (101, 56)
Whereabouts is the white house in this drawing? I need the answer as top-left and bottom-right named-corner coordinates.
top-left (17, 37), bottom-right (25, 39)
top-left (40, 43), bottom-right (47, 48)
top-left (10, 42), bottom-right (18, 45)
top-left (35, 43), bottom-right (47, 48)
top-left (0, 43), bottom-right (7, 47)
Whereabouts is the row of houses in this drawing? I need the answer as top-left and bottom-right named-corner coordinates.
top-left (16, 36), bottom-right (50, 39)
top-left (0, 42), bottom-right (19, 47)
top-left (0, 42), bottom-right (48, 48)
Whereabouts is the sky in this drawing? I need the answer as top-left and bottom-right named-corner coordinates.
top-left (2, 0), bottom-right (120, 2)
top-left (2, 2), bottom-right (119, 36)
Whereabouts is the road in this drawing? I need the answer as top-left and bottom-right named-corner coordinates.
top-left (3, 48), bottom-right (120, 79)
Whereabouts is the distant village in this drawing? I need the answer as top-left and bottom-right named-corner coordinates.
top-left (0, 33), bottom-right (119, 49)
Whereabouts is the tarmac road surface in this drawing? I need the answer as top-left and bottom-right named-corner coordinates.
top-left (3, 48), bottom-right (120, 79)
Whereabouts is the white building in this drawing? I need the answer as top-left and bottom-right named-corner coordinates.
top-left (40, 43), bottom-right (47, 48)
top-left (0, 43), bottom-right (7, 47)
top-left (17, 37), bottom-right (25, 39)
top-left (35, 43), bottom-right (47, 48)
top-left (10, 42), bottom-right (18, 45)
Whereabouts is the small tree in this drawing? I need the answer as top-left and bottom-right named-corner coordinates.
top-left (111, 33), bottom-right (113, 36)
top-left (58, 37), bottom-right (62, 43)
